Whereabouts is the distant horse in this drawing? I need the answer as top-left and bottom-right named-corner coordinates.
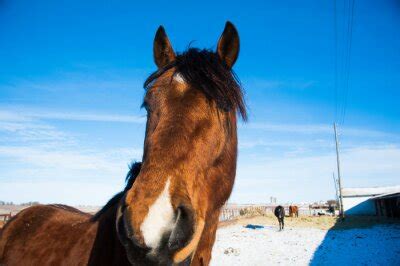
top-left (274, 206), bottom-right (285, 231)
top-left (0, 22), bottom-right (246, 266)
top-left (327, 206), bottom-right (335, 216)
top-left (289, 205), bottom-right (299, 218)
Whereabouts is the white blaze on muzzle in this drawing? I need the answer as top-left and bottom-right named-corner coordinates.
top-left (140, 178), bottom-right (174, 249)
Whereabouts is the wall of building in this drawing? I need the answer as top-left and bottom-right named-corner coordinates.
top-left (375, 196), bottom-right (400, 218)
top-left (343, 197), bottom-right (376, 215)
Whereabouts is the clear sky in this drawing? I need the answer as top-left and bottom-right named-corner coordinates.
top-left (0, 0), bottom-right (399, 205)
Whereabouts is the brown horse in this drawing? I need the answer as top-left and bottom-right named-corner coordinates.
top-left (289, 205), bottom-right (299, 218)
top-left (0, 21), bottom-right (245, 266)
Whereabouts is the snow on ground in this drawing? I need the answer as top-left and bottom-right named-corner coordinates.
top-left (211, 224), bottom-right (400, 266)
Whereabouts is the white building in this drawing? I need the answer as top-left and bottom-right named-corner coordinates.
top-left (342, 185), bottom-right (400, 215)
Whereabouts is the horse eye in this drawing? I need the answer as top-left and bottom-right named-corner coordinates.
top-left (141, 101), bottom-right (151, 112)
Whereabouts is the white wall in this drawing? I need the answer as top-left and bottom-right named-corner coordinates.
top-left (343, 197), bottom-right (376, 215)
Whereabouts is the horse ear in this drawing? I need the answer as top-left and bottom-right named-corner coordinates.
top-left (217, 21), bottom-right (240, 68)
top-left (153, 26), bottom-right (176, 68)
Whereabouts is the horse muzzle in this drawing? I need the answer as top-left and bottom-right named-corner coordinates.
top-left (116, 203), bottom-right (198, 265)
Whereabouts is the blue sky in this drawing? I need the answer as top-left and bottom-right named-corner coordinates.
top-left (0, 0), bottom-right (399, 205)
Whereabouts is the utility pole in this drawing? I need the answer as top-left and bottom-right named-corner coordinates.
top-left (332, 172), bottom-right (339, 209)
top-left (334, 123), bottom-right (344, 219)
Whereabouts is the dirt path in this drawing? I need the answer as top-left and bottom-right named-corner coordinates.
top-left (219, 214), bottom-right (399, 230)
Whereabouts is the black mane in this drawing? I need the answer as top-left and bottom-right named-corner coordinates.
top-left (91, 162), bottom-right (142, 221)
top-left (144, 48), bottom-right (247, 120)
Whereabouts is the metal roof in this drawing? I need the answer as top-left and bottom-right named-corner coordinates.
top-left (342, 185), bottom-right (400, 198)
top-left (372, 192), bottom-right (400, 200)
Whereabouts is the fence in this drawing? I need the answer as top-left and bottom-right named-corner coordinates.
top-left (219, 206), bottom-right (272, 221)
top-left (219, 205), bottom-right (312, 221)
top-left (0, 212), bottom-right (12, 222)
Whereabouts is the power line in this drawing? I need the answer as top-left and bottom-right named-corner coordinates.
top-left (334, 0), bottom-right (345, 124)
top-left (341, 0), bottom-right (356, 124)
top-left (333, 0), bottom-right (356, 125)
top-left (334, 0), bottom-right (338, 122)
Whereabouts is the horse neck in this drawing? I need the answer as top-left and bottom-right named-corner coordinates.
top-left (206, 114), bottom-right (238, 211)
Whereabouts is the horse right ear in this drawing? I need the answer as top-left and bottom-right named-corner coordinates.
top-left (217, 21), bottom-right (240, 69)
top-left (153, 26), bottom-right (176, 68)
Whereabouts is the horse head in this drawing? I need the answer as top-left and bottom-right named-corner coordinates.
top-left (117, 22), bottom-right (245, 265)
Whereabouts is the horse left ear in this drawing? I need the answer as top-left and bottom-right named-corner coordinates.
top-left (153, 26), bottom-right (176, 68)
top-left (217, 21), bottom-right (240, 68)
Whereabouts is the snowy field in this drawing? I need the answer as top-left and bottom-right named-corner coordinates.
top-left (211, 224), bottom-right (400, 266)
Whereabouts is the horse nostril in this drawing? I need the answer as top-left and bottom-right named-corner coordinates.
top-left (168, 206), bottom-right (194, 251)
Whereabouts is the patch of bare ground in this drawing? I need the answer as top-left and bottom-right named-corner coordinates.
top-left (219, 214), bottom-right (399, 230)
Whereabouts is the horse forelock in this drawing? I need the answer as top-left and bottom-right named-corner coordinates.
top-left (143, 48), bottom-right (247, 121)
